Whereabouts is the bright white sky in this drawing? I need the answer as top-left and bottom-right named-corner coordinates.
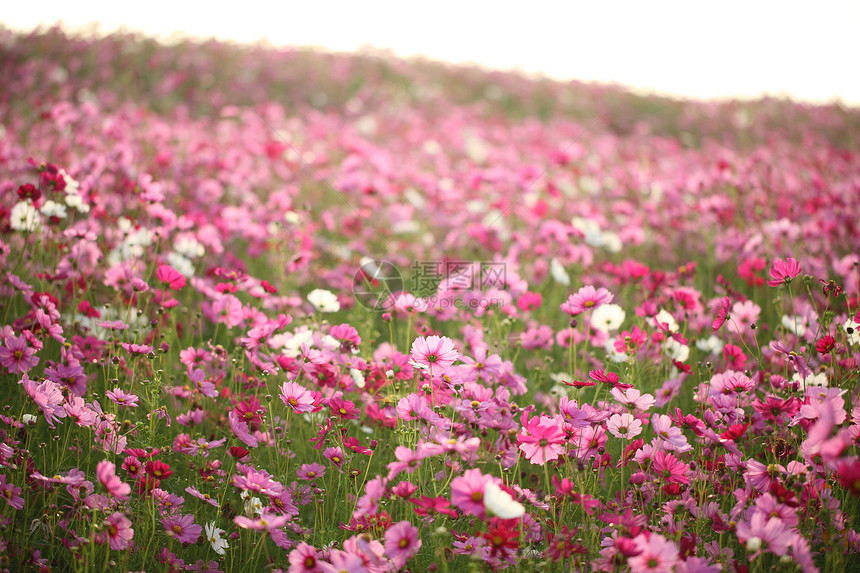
top-left (4, 0), bottom-right (860, 105)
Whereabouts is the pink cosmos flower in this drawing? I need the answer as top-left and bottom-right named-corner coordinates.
top-left (0, 334), bottom-right (40, 373)
top-left (104, 512), bottom-right (134, 550)
top-left (318, 550), bottom-right (366, 573)
top-left (20, 374), bottom-right (66, 428)
top-left (607, 413), bottom-right (643, 439)
top-left (156, 264), bottom-right (187, 290)
top-left (735, 511), bottom-right (792, 557)
top-left (650, 414), bottom-right (690, 450)
top-left (410, 335), bottom-right (459, 377)
top-left (628, 533), bottom-right (679, 573)
top-left (651, 450), bottom-right (689, 484)
top-left (766, 257), bottom-right (801, 287)
top-left (162, 514), bottom-right (202, 544)
top-left (611, 387), bottom-right (656, 412)
top-left (384, 521), bottom-right (422, 568)
top-left (518, 415), bottom-right (565, 465)
top-left (280, 381), bottom-right (315, 413)
top-left (234, 511), bottom-right (290, 532)
top-left (327, 394), bottom-right (360, 420)
top-left (0, 474), bottom-right (24, 510)
top-left (228, 411), bottom-right (258, 448)
top-left (712, 297), bottom-right (731, 332)
top-left (288, 542), bottom-right (321, 573)
top-left (450, 468), bottom-right (494, 518)
top-left (386, 446), bottom-right (423, 480)
top-left (560, 285), bottom-right (613, 316)
top-left (296, 463), bottom-right (325, 481)
top-left (97, 460), bottom-right (131, 500)
top-left (106, 388), bottom-right (139, 408)
top-left (323, 446), bottom-right (345, 468)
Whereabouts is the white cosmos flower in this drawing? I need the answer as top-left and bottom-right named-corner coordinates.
top-left (39, 200), bottom-right (67, 219)
top-left (663, 338), bottom-right (690, 362)
top-left (483, 482), bottom-right (524, 519)
top-left (550, 258), bottom-right (570, 286)
top-left (10, 201), bottom-right (42, 232)
top-left (696, 335), bottom-right (724, 355)
top-left (174, 236), bottom-right (205, 258)
top-left (350, 368), bottom-right (365, 389)
top-left (205, 522), bottom-right (229, 555)
top-left (843, 317), bottom-right (860, 346)
top-left (591, 303), bottom-right (626, 332)
top-left (782, 314), bottom-right (807, 337)
top-left (307, 289), bottom-right (340, 313)
top-left (654, 309), bottom-right (679, 333)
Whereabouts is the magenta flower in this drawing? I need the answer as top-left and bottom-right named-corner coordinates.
top-left (120, 342), bottom-right (153, 356)
top-left (766, 257), bottom-right (801, 287)
top-left (711, 296), bottom-right (731, 332)
top-left (560, 285), bottom-right (613, 316)
top-left (384, 521), bottom-right (422, 567)
top-left (327, 394), bottom-right (360, 420)
top-left (450, 468), bottom-right (494, 518)
top-left (323, 446), bottom-right (345, 468)
top-left (0, 334), bottom-right (40, 374)
top-left (0, 474), bottom-right (24, 510)
top-left (410, 335), bottom-right (459, 377)
top-left (651, 450), bottom-right (689, 484)
top-left (156, 264), bottom-right (187, 290)
top-left (228, 411), bottom-right (258, 448)
top-left (104, 512), bottom-right (134, 550)
top-left (106, 388), bottom-right (139, 408)
top-left (296, 463), bottom-right (326, 481)
top-left (97, 460), bottom-right (131, 500)
top-left (162, 514), bottom-right (202, 544)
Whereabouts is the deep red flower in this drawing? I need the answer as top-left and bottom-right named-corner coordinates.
top-left (838, 459), bottom-right (860, 496)
top-left (482, 519), bottom-right (520, 557)
top-left (229, 446), bottom-right (250, 460)
top-left (816, 335), bottom-right (836, 355)
top-left (145, 460), bottom-right (173, 480)
top-left (17, 183), bottom-right (41, 202)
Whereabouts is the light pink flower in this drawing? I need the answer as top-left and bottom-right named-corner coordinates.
top-left (410, 335), bottom-right (459, 377)
top-left (97, 460), bottom-right (131, 500)
top-left (518, 415), bottom-right (565, 465)
top-left (560, 285), bottom-right (613, 316)
top-left (280, 381), bottom-right (315, 413)
top-left (607, 413), bottom-right (643, 439)
top-left (104, 512), bottom-right (134, 550)
top-left (450, 468), bottom-right (494, 518)
top-left (384, 521), bottom-right (422, 567)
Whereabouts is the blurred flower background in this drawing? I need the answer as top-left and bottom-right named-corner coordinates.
top-left (4, 0), bottom-right (859, 105)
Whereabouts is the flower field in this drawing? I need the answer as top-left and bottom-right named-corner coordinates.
top-left (1, 26), bottom-right (860, 572)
